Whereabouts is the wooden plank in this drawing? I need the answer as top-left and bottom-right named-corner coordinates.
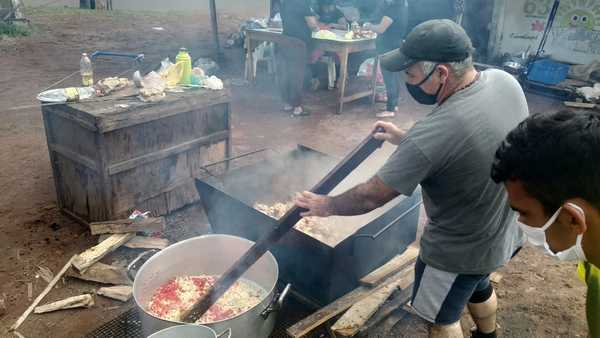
top-left (341, 90), bottom-right (373, 104)
top-left (358, 285), bottom-right (413, 335)
top-left (9, 256), bottom-right (76, 331)
top-left (48, 144), bottom-right (98, 173)
top-left (143, 193), bottom-right (169, 217)
top-left (107, 130), bottom-right (229, 175)
top-left (67, 262), bottom-right (131, 285)
top-left (286, 285), bottom-right (372, 338)
top-left (44, 105), bottom-right (98, 131)
top-left (331, 266), bottom-right (414, 337)
top-left (41, 110), bottom-right (65, 212)
top-left (73, 233), bottom-right (135, 272)
top-left (360, 245), bottom-right (419, 286)
top-left (98, 235), bottom-right (169, 250)
top-left (564, 101), bottom-right (596, 109)
top-left (94, 90), bottom-right (231, 132)
top-left (34, 294), bottom-right (94, 314)
top-left (96, 285), bottom-right (132, 302)
top-left (89, 217), bottom-right (166, 235)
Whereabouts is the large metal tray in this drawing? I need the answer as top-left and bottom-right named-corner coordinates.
top-left (196, 145), bottom-right (420, 305)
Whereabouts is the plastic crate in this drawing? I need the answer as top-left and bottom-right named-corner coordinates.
top-left (527, 59), bottom-right (570, 85)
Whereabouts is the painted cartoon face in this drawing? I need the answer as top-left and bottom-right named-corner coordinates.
top-left (563, 10), bottom-right (595, 30)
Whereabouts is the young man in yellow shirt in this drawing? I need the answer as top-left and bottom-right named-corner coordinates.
top-left (491, 109), bottom-right (600, 337)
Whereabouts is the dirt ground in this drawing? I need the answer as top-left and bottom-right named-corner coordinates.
top-left (0, 5), bottom-right (589, 338)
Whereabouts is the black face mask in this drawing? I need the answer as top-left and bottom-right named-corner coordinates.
top-left (406, 64), bottom-right (442, 105)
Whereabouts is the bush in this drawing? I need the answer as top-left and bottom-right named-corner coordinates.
top-left (0, 22), bottom-right (31, 37)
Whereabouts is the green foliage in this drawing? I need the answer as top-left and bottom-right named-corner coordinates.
top-left (0, 22), bottom-right (31, 37)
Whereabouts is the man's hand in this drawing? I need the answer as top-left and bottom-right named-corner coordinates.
top-left (294, 191), bottom-right (332, 217)
top-left (373, 121), bottom-right (406, 145)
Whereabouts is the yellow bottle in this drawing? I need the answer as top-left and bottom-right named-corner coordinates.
top-left (80, 53), bottom-right (94, 87)
top-left (175, 47), bottom-right (192, 85)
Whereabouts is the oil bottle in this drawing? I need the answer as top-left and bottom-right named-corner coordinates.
top-left (80, 53), bottom-right (94, 87)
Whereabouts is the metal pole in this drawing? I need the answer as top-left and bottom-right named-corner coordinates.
top-left (209, 0), bottom-right (224, 61)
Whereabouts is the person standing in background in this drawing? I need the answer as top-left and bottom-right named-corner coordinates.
top-left (316, 0), bottom-right (348, 29)
top-left (363, 0), bottom-right (408, 118)
top-left (406, 0), bottom-right (457, 32)
top-left (278, 0), bottom-right (320, 117)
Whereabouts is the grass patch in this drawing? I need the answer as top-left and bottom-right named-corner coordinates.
top-left (0, 22), bottom-right (31, 37)
top-left (23, 5), bottom-right (200, 20)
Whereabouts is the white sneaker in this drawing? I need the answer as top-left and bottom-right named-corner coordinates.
top-left (291, 106), bottom-right (310, 117)
top-left (376, 110), bottom-right (395, 118)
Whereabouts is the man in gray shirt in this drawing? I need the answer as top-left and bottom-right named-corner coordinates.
top-left (296, 19), bottom-right (527, 338)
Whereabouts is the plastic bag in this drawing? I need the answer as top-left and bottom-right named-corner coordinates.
top-left (138, 71), bottom-right (167, 102)
top-left (576, 83), bottom-right (600, 101)
top-left (158, 57), bottom-right (174, 76)
top-left (357, 58), bottom-right (383, 84)
top-left (37, 87), bottom-right (95, 103)
top-left (193, 58), bottom-right (219, 76)
top-left (202, 75), bottom-right (224, 90)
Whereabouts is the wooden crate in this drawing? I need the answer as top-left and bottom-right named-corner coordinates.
top-left (41, 89), bottom-right (232, 224)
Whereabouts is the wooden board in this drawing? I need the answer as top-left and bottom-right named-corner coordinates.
top-left (34, 294), bottom-right (94, 314)
top-left (89, 217), bottom-right (165, 235)
top-left (332, 266), bottom-right (414, 337)
top-left (67, 262), bottom-right (131, 285)
top-left (564, 101), bottom-right (596, 109)
top-left (98, 234), bottom-right (169, 250)
top-left (73, 233), bottom-right (135, 272)
top-left (360, 244), bottom-right (418, 286)
top-left (286, 286), bottom-right (372, 338)
top-left (96, 285), bottom-right (132, 302)
top-left (358, 286), bottom-right (413, 335)
top-left (287, 246), bottom-right (419, 338)
top-left (9, 256), bottom-right (76, 331)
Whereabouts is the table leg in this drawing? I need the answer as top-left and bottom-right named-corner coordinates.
top-left (337, 48), bottom-right (349, 114)
top-left (245, 36), bottom-right (255, 82)
top-left (370, 55), bottom-right (380, 107)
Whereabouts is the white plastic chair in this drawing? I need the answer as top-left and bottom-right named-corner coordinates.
top-left (319, 55), bottom-right (337, 90)
top-left (252, 42), bottom-right (276, 79)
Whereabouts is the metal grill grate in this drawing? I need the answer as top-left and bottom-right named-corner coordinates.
top-left (86, 289), bottom-right (321, 338)
top-left (86, 308), bottom-right (143, 338)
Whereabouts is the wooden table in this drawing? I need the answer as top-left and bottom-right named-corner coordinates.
top-left (41, 88), bottom-right (232, 224)
top-left (245, 28), bottom-right (378, 114)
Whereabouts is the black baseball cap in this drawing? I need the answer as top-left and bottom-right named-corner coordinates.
top-left (381, 19), bottom-right (474, 72)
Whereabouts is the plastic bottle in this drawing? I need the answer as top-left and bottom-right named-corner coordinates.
top-left (175, 48), bottom-right (192, 85)
top-left (80, 53), bottom-right (94, 87)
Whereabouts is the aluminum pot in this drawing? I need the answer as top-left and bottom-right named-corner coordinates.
top-left (129, 234), bottom-right (288, 338)
top-left (148, 325), bottom-right (231, 338)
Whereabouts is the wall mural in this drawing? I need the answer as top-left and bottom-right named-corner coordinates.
top-left (499, 0), bottom-right (600, 63)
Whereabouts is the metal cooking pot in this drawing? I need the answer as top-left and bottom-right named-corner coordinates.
top-left (149, 325), bottom-right (231, 338)
top-left (128, 234), bottom-right (289, 338)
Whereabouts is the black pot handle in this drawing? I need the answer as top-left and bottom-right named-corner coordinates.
top-left (260, 283), bottom-right (291, 319)
top-left (126, 249), bottom-right (160, 281)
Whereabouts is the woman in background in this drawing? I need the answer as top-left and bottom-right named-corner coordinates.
top-left (363, 0), bottom-right (408, 117)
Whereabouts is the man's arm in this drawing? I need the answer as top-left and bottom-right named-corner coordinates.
top-left (305, 16), bottom-right (320, 32)
top-left (364, 16), bottom-right (393, 34)
top-left (295, 175), bottom-right (399, 217)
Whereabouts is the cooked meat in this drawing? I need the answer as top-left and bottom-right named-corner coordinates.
top-left (255, 202), bottom-right (346, 246)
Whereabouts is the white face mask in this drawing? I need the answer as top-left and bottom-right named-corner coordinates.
top-left (517, 203), bottom-right (587, 262)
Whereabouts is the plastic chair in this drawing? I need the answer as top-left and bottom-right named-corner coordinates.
top-left (252, 42), bottom-right (276, 79)
top-left (319, 55), bottom-right (337, 90)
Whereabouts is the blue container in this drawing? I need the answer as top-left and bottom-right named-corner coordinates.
top-left (527, 59), bottom-right (570, 85)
